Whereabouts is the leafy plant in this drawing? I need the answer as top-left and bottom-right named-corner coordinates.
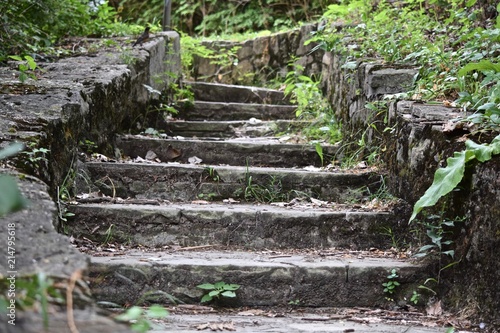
top-left (382, 269), bottom-right (400, 300)
top-left (410, 290), bottom-right (421, 305)
top-left (414, 216), bottom-right (464, 260)
top-left (283, 60), bottom-right (341, 145)
top-left (197, 281), bottom-right (240, 303)
top-left (0, 272), bottom-right (64, 329)
top-left (8, 55), bottom-right (42, 82)
top-left (410, 134), bottom-right (500, 222)
top-left (115, 305), bottom-right (169, 333)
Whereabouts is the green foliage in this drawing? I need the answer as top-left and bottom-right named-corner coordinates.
top-left (0, 0), bottom-right (139, 61)
top-left (197, 281), bottom-right (240, 303)
top-left (0, 142), bottom-right (27, 217)
top-left (312, 0), bottom-right (500, 130)
top-left (0, 272), bottom-right (64, 329)
top-left (120, 0), bottom-right (328, 36)
top-left (382, 269), bottom-right (400, 300)
top-left (116, 305), bottom-right (169, 333)
top-left (284, 60), bottom-right (342, 145)
top-left (414, 215), bottom-right (465, 259)
top-left (410, 134), bottom-right (500, 222)
top-left (8, 55), bottom-right (42, 82)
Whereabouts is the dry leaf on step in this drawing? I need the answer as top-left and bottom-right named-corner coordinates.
top-left (426, 299), bottom-right (442, 316)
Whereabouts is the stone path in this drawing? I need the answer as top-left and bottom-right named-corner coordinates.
top-left (68, 81), bottom-right (452, 332)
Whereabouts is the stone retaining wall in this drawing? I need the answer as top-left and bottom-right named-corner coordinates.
top-left (191, 23), bottom-right (324, 85)
top-left (0, 32), bottom-right (180, 333)
top-left (320, 44), bottom-right (500, 329)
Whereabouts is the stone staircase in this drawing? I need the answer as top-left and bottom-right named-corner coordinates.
top-left (67, 82), bottom-right (443, 332)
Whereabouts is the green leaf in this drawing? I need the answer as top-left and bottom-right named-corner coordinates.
top-left (410, 150), bottom-right (474, 222)
top-left (491, 134), bottom-right (500, 155)
top-left (458, 60), bottom-right (500, 77)
top-left (315, 142), bottom-right (324, 165)
top-left (0, 142), bottom-right (24, 160)
top-left (213, 281), bottom-right (226, 289)
top-left (25, 55), bottom-right (37, 70)
top-left (196, 283), bottom-right (215, 290)
top-left (466, 139), bottom-right (493, 162)
top-left (221, 291), bottom-right (237, 298)
top-left (208, 290), bottom-right (220, 297)
top-left (145, 305), bottom-right (169, 318)
top-left (9, 55), bottom-right (23, 61)
top-left (200, 294), bottom-right (212, 303)
top-left (0, 175), bottom-right (27, 216)
top-left (116, 306), bottom-right (143, 321)
top-left (222, 284), bottom-right (240, 291)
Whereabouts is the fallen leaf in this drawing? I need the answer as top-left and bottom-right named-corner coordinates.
top-left (238, 309), bottom-right (265, 316)
top-left (165, 145), bottom-right (182, 160)
top-left (426, 300), bottom-right (442, 316)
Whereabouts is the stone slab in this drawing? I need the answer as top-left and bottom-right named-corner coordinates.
top-left (78, 161), bottom-right (380, 202)
top-left (176, 101), bottom-right (297, 121)
top-left (186, 81), bottom-right (291, 104)
top-left (152, 312), bottom-right (450, 333)
top-left (67, 202), bottom-right (402, 249)
top-left (88, 250), bottom-right (426, 308)
top-left (116, 135), bottom-right (338, 167)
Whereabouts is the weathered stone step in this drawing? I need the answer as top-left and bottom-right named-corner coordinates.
top-left (88, 249), bottom-right (424, 308)
top-left (148, 310), bottom-right (447, 333)
top-left (67, 202), bottom-right (405, 249)
top-left (166, 119), bottom-right (304, 138)
top-left (117, 135), bottom-right (337, 167)
top-left (175, 101), bottom-right (297, 121)
top-left (185, 81), bottom-right (291, 105)
top-left (78, 162), bottom-right (380, 202)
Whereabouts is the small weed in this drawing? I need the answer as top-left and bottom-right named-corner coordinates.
top-left (21, 143), bottom-right (49, 173)
top-left (381, 226), bottom-right (402, 251)
top-left (410, 290), bottom-right (421, 305)
top-left (0, 272), bottom-right (64, 330)
top-left (79, 139), bottom-right (98, 154)
top-left (288, 299), bottom-right (301, 306)
top-left (382, 269), bottom-right (400, 301)
top-left (103, 224), bottom-right (115, 244)
top-left (9, 55), bottom-right (43, 82)
top-left (197, 281), bottom-right (240, 304)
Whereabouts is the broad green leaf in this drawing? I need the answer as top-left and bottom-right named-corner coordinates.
top-left (145, 305), bottom-right (169, 318)
top-left (0, 142), bottom-right (24, 160)
top-left (315, 142), bottom-right (324, 165)
top-left (0, 175), bottom-right (27, 216)
top-left (221, 291), bottom-right (236, 298)
top-left (196, 283), bottom-right (215, 290)
top-left (223, 284), bottom-right (240, 291)
top-left (491, 134), bottom-right (500, 154)
top-left (465, 140), bottom-right (493, 162)
top-left (116, 306), bottom-right (143, 321)
top-left (9, 55), bottom-right (23, 61)
top-left (25, 55), bottom-right (36, 70)
top-left (410, 150), bottom-right (474, 222)
top-left (200, 294), bottom-right (212, 303)
top-left (208, 290), bottom-right (219, 297)
top-left (458, 60), bottom-right (500, 77)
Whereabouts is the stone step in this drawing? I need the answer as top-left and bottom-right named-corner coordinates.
top-left (145, 309), bottom-right (448, 333)
top-left (117, 135), bottom-right (337, 168)
top-left (185, 81), bottom-right (291, 105)
top-left (88, 249), bottom-right (424, 308)
top-left (78, 162), bottom-right (381, 202)
top-left (165, 119), bottom-right (305, 138)
top-left (67, 202), bottom-right (405, 249)
top-left (175, 101), bottom-right (297, 121)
